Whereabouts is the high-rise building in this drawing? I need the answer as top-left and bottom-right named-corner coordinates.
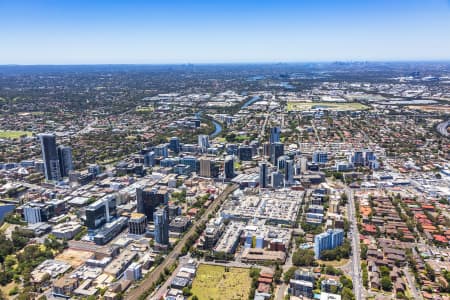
top-left (314, 229), bottom-right (344, 259)
top-left (144, 151), bottom-right (155, 167)
top-left (39, 133), bottom-right (61, 181)
top-left (269, 126), bottom-right (281, 144)
top-left (153, 144), bottom-right (168, 158)
top-left (259, 161), bottom-right (268, 188)
top-left (23, 202), bottom-right (53, 224)
top-left (270, 142), bottom-right (284, 164)
top-left (224, 156), bottom-right (235, 179)
top-left (136, 187), bottom-right (169, 221)
top-left (85, 196), bottom-right (117, 229)
top-left (350, 150), bottom-right (364, 166)
top-left (271, 171), bottom-right (283, 188)
top-left (179, 156), bottom-right (198, 173)
top-left (198, 134), bottom-right (210, 151)
top-left (88, 164), bottom-right (101, 176)
top-left (124, 262), bottom-right (142, 281)
top-left (277, 155), bottom-right (289, 170)
top-left (312, 151), bottom-right (328, 164)
top-left (154, 206), bottom-right (169, 245)
top-left (199, 158), bottom-right (219, 178)
top-left (57, 145), bottom-right (73, 177)
top-left (238, 146), bottom-right (253, 161)
top-left (169, 137), bottom-right (181, 153)
top-left (285, 160), bottom-right (294, 184)
top-left (128, 213), bottom-right (147, 235)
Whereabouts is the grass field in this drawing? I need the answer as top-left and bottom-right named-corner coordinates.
top-left (190, 264), bottom-right (252, 300)
top-left (286, 101), bottom-right (369, 112)
top-left (0, 130), bottom-right (32, 139)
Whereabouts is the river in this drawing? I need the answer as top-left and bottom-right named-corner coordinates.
top-left (195, 95), bottom-right (260, 138)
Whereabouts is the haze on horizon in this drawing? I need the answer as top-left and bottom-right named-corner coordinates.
top-left (1, 0), bottom-right (450, 65)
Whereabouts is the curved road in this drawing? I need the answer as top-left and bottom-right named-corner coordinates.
top-left (126, 184), bottom-right (238, 300)
top-left (436, 120), bottom-right (449, 137)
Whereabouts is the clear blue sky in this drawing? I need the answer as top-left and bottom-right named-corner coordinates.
top-left (1, 0), bottom-right (450, 64)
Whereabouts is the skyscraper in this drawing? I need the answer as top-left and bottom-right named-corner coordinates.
top-left (271, 171), bottom-right (283, 188)
top-left (57, 145), bottom-right (73, 177)
top-left (198, 134), bottom-right (210, 151)
top-left (270, 142), bottom-right (284, 165)
top-left (199, 158), bottom-right (219, 178)
top-left (85, 196), bottom-right (117, 229)
top-left (224, 155), bottom-right (235, 179)
top-left (169, 137), bottom-right (181, 153)
top-left (39, 133), bottom-right (61, 181)
top-left (285, 160), bottom-right (294, 184)
top-left (238, 146), bottom-right (253, 161)
top-left (259, 161), bottom-right (268, 189)
top-left (269, 126), bottom-right (281, 144)
top-left (154, 206), bottom-right (169, 245)
top-left (136, 187), bottom-right (169, 220)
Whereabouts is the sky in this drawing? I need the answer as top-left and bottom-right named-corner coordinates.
top-left (1, 0), bottom-right (450, 64)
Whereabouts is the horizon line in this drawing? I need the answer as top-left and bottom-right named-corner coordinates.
top-left (1, 59), bottom-right (450, 67)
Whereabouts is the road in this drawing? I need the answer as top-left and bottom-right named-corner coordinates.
top-left (126, 184), bottom-right (238, 300)
top-left (404, 265), bottom-right (422, 300)
top-left (436, 120), bottom-right (449, 137)
top-left (346, 187), bottom-right (363, 300)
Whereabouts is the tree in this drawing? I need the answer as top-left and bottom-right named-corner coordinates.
top-left (381, 276), bottom-right (392, 291)
top-left (283, 267), bottom-right (297, 283)
top-left (341, 287), bottom-right (355, 300)
top-left (192, 296), bottom-right (199, 300)
top-left (182, 287), bottom-right (192, 296)
top-left (292, 249), bottom-right (316, 266)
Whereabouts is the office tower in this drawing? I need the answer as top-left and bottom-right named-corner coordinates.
top-left (85, 196), bottom-right (117, 229)
top-left (224, 155), bottom-right (235, 179)
top-left (199, 158), bottom-right (219, 178)
top-left (129, 213), bottom-right (147, 235)
top-left (39, 133), bottom-right (61, 181)
top-left (285, 160), bottom-right (294, 184)
top-left (269, 126), bottom-right (281, 144)
top-left (271, 171), bottom-right (283, 189)
top-left (57, 145), bottom-right (73, 177)
top-left (154, 206), bottom-right (169, 245)
top-left (294, 163), bottom-right (302, 176)
top-left (136, 187), bottom-right (169, 220)
top-left (277, 155), bottom-right (288, 170)
top-left (23, 202), bottom-right (53, 224)
top-left (263, 142), bottom-right (271, 157)
top-left (144, 151), bottom-right (155, 167)
top-left (225, 144), bottom-right (238, 155)
top-left (198, 134), bottom-right (210, 151)
top-left (270, 142), bottom-right (284, 164)
top-left (238, 146), bottom-right (253, 161)
top-left (179, 156), bottom-right (199, 173)
top-left (124, 263), bottom-right (142, 281)
top-left (312, 151), bottom-right (328, 164)
top-left (364, 150), bottom-right (375, 165)
top-left (259, 161), bottom-right (268, 188)
top-left (88, 164), bottom-right (101, 176)
top-left (169, 137), bottom-right (181, 153)
top-left (154, 144), bottom-right (169, 158)
top-left (350, 150), bottom-right (364, 166)
top-left (314, 229), bottom-right (344, 259)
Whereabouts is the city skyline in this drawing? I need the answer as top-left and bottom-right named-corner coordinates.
top-left (1, 0), bottom-right (450, 64)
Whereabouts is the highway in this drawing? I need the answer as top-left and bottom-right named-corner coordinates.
top-left (436, 120), bottom-right (449, 137)
top-left (346, 187), bottom-right (363, 300)
top-left (126, 184), bottom-right (238, 300)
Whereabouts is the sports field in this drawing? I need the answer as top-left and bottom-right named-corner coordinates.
top-left (286, 101), bottom-right (369, 112)
top-left (0, 130), bottom-right (32, 139)
top-left (190, 264), bottom-right (252, 300)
